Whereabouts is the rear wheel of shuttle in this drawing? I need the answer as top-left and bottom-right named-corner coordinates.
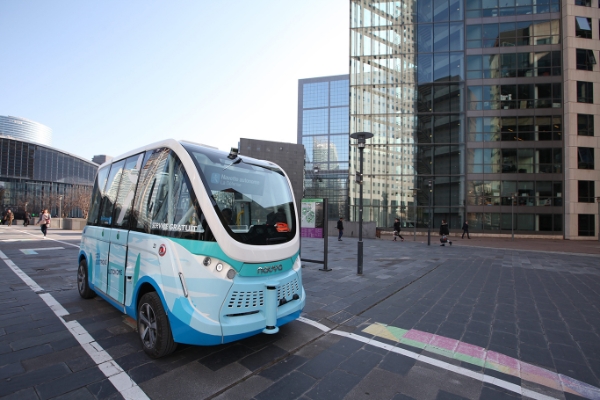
top-left (137, 292), bottom-right (177, 358)
top-left (77, 259), bottom-right (96, 299)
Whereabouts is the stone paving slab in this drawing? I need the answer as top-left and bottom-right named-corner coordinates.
top-left (1, 226), bottom-right (599, 399)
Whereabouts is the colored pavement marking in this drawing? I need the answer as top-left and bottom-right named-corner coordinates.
top-left (2, 239), bottom-right (37, 242)
top-left (363, 323), bottom-right (600, 399)
top-left (20, 247), bottom-right (65, 255)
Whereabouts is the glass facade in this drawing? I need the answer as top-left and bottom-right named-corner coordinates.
top-left (350, 0), bottom-right (566, 233)
top-left (0, 137), bottom-right (97, 219)
top-left (0, 115), bottom-right (52, 146)
top-left (298, 75), bottom-right (350, 220)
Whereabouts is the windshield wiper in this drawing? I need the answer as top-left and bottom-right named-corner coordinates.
top-left (222, 157), bottom-right (242, 172)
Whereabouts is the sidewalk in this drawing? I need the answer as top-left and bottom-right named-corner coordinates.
top-left (380, 232), bottom-right (600, 256)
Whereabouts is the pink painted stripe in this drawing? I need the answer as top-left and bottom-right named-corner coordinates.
top-left (456, 342), bottom-right (486, 359)
top-left (560, 374), bottom-right (600, 399)
top-left (403, 329), bottom-right (435, 343)
top-left (486, 351), bottom-right (521, 373)
top-left (429, 335), bottom-right (459, 352)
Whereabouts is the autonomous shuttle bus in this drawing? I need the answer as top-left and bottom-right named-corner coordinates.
top-left (78, 139), bottom-right (305, 358)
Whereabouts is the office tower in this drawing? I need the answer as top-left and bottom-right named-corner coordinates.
top-left (0, 115), bottom-right (52, 146)
top-left (350, 0), bottom-right (599, 238)
top-left (298, 75), bottom-right (350, 219)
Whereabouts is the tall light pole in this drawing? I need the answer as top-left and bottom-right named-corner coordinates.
top-left (409, 187), bottom-right (420, 241)
top-left (59, 195), bottom-right (63, 229)
top-left (427, 180), bottom-right (433, 246)
top-left (511, 193), bottom-right (516, 241)
top-left (350, 132), bottom-right (373, 275)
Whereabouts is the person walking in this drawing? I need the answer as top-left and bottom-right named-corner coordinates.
top-left (23, 212), bottom-right (31, 227)
top-left (439, 219), bottom-right (452, 246)
top-left (462, 220), bottom-right (470, 239)
top-left (337, 217), bottom-right (344, 241)
top-left (393, 218), bottom-right (404, 241)
top-left (6, 210), bottom-right (14, 226)
top-left (36, 209), bottom-right (51, 238)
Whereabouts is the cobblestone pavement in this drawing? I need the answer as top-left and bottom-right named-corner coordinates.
top-left (1, 226), bottom-right (599, 400)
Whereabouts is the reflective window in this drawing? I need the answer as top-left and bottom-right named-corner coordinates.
top-left (577, 114), bottom-right (594, 136)
top-left (303, 82), bottom-right (328, 108)
top-left (330, 80), bottom-right (349, 106)
top-left (467, 180), bottom-right (563, 208)
top-left (578, 181), bottom-right (595, 202)
top-left (330, 107), bottom-right (349, 134)
top-left (576, 49), bottom-right (597, 70)
top-left (467, 20), bottom-right (560, 48)
top-left (466, 0), bottom-right (559, 17)
top-left (112, 153), bottom-right (144, 229)
top-left (467, 51), bottom-right (561, 78)
top-left (467, 148), bottom-right (561, 173)
top-left (578, 147), bottom-right (595, 169)
top-left (98, 160), bottom-right (125, 227)
top-left (575, 17), bottom-right (592, 38)
top-left (578, 214), bottom-right (595, 236)
top-left (303, 109), bottom-right (328, 135)
top-left (468, 83), bottom-right (561, 110)
top-left (577, 81), bottom-right (594, 103)
top-left (87, 165), bottom-right (110, 226)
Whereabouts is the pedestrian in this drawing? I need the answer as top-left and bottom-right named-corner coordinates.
top-left (23, 212), bottom-right (31, 227)
top-left (36, 209), bottom-right (51, 238)
top-left (462, 220), bottom-right (470, 239)
top-left (439, 219), bottom-right (452, 246)
top-left (337, 217), bottom-right (344, 241)
top-left (393, 218), bottom-right (404, 242)
top-left (6, 209), bottom-right (14, 226)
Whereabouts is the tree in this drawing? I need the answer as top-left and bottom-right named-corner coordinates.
top-left (73, 186), bottom-right (93, 219)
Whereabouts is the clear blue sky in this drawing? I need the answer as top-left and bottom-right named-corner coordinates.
top-left (0, 1), bottom-right (348, 161)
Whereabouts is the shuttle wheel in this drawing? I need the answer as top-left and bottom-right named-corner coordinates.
top-left (77, 260), bottom-right (96, 299)
top-left (137, 292), bottom-right (177, 358)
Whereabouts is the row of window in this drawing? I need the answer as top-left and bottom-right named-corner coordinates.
top-left (468, 179), bottom-right (562, 206)
top-left (466, 20), bottom-right (560, 49)
top-left (468, 116), bottom-right (562, 142)
top-left (302, 81), bottom-right (350, 109)
top-left (88, 149), bottom-right (207, 241)
top-left (467, 148), bottom-right (562, 174)
top-left (468, 83), bottom-right (562, 111)
top-left (466, 51), bottom-right (561, 79)
top-left (467, 212), bottom-right (562, 231)
top-left (466, 0), bottom-right (560, 17)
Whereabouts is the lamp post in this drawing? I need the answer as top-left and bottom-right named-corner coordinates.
top-left (409, 187), bottom-right (420, 241)
top-left (350, 132), bottom-right (373, 275)
top-left (427, 180), bottom-right (433, 246)
top-left (59, 195), bottom-right (63, 229)
top-left (511, 193), bottom-right (516, 241)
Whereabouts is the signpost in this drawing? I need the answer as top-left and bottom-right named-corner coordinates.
top-left (300, 198), bottom-right (329, 271)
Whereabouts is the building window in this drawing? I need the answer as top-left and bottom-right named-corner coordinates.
top-left (575, 0), bottom-right (591, 5)
top-left (578, 181), bottom-right (595, 202)
top-left (577, 114), bottom-right (594, 136)
top-left (577, 81), bottom-right (594, 103)
top-left (576, 49), bottom-right (597, 70)
top-left (578, 147), bottom-right (595, 169)
top-left (575, 17), bottom-right (592, 38)
top-left (578, 214), bottom-right (595, 236)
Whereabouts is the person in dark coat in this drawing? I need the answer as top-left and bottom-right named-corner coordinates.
top-left (393, 218), bottom-right (404, 241)
top-left (439, 219), bottom-right (452, 246)
top-left (24, 212), bottom-right (31, 227)
top-left (337, 217), bottom-right (344, 241)
top-left (462, 220), bottom-right (470, 239)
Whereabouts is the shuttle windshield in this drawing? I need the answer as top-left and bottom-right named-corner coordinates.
top-left (183, 144), bottom-right (296, 245)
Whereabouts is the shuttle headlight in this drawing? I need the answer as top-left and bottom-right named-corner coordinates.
top-left (227, 269), bottom-right (236, 280)
top-left (216, 263), bottom-right (223, 272)
top-left (203, 257), bottom-right (211, 267)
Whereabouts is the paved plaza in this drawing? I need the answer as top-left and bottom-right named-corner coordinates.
top-left (0, 226), bottom-right (599, 399)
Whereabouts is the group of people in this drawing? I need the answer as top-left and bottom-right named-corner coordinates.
top-left (0, 209), bottom-right (52, 238)
top-left (336, 216), bottom-right (472, 245)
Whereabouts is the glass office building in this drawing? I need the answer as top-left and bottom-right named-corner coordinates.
top-left (350, 0), bottom-right (599, 238)
top-left (0, 115), bottom-right (52, 146)
top-left (298, 75), bottom-right (351, 219)
top-left (0, 136), bottom-right (97, 219)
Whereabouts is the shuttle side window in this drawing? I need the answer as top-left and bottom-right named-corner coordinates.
top-left (98, 160), bottom-right (125, 227)
top-left (113, 153), bottom-right (144, 229)
top-left (86, 165), bottom-right (111, 226)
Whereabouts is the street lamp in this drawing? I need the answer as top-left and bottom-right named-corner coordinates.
top-left (409, 187), bottom-right (420, 241)
top-left (511, 192), bottom-right (517, 241)
top-left (350, 131), bottom-right (373, 275)
top-left (59, 195), bottom-right (63, 229)
top-left (427, 180), bottom-right (433, 246)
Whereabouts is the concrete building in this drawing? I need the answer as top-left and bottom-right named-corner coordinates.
top-left (349, 0), bottom-right (599, 238)
top-left (297, 75), bottom-right (351, 220)
top-left (239, 138), bottom-right (304, 208)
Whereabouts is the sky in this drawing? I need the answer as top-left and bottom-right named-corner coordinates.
top-left (0, 1), bottom-right (348, 161)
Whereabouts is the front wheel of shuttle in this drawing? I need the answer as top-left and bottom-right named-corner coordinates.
top-left (137, 292), bottom-right (177, 358)
top-left (77, 259), bottom-right (96, 299)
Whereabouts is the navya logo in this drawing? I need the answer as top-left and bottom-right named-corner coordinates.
top-left (211, 172), bottom-right (221, 184)
top-left (257, 264), bottom-right (283, 274)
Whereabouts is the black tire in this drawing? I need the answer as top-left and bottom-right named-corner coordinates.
top-left (77, 259), bottom-right (96, 299)
top-left (137, 292), bottom-right (177, 358)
